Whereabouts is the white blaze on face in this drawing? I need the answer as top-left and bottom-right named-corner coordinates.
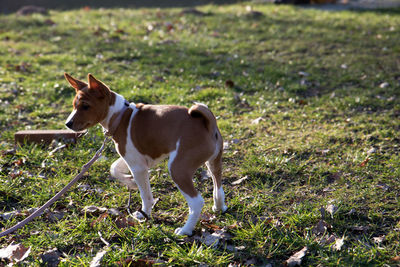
top-left (65, 108), bottom-right (77, 127)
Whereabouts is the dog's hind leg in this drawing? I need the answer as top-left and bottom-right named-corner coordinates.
top-left (206, 148), bottom-right (227, 213)
top-left (168, 145), bottom-right (205, 236)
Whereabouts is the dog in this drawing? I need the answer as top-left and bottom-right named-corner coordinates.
top-left (64, 73), bottom-right (227, 235)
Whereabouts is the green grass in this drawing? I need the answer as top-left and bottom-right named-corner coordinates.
top-left (1, 2), bottom-right (400, 266)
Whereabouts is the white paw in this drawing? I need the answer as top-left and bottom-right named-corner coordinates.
top-left (131, 211), bottom-right (147, 222)
top-left (212, 204), bottom-right (228, 213)
top-left (174, 227), bottom-right (193, 236)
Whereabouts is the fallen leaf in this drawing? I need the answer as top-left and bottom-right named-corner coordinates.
top-left (225, 80), bottom-right (234, 88)
top-left (44, 19), bottom-right (56, 25)
top-left (373, 235), bottom-right (385, 244)
top-left (0, 211), bottom-right (19, 221)
top-left (251, 117), bottom-right (264, 125)
top-left (41, 248), bottom-right (61, 267)
top-left (332, 237), bottom-right (345, 251)
top-left (286, 246), bottom-right (308, 267)
top-left (298, 71), bottom-right (310, 77)
top-left (90, 249), bottom-right (109, 267)
top-left (360, 157), bottom-right (369, 167)
top-left (319, 234), bottom-right (336, 246)
top-left (115, 216), bottom-right (136, 229)
top-left (312, 220), bottom-right (330, 235)
top-left (200, 221), bottom-right (222, 231)
top-left (12, 158), bottom-right (25, 166)
top-left (326, 204), bottom-right (338, 218)
top-left (392, 256), bottom-right (400, 262)
top-left (367, 147), bottom-right (377, 154)
top-left (198, 228), bottom-right (231, 248)
top-left (232, 176), bottom-right (248, 185)
top-left (351, 225), bottom-right (370, 232)
top-left (83, 206), bottom-right (108, 214)
top-left (47, 211), bottom-right (64, 222)
top-left (379, 82), bottom-right (389, 88)
top-left (0, 243), bottom-right (31, 263)
top-left (164, 22), bottom-right (173, 32)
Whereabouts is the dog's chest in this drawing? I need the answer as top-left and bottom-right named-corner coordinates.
top-left (113, 112), bottom-right (169, 169)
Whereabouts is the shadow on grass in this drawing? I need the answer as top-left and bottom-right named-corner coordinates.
top-left (0, 0), bottom-right (241, 14)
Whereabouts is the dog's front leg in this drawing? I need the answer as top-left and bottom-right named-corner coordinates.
top-left (129, 166), bottom-right (154, 221)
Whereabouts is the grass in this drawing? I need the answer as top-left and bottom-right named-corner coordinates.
top-left (1, 2), bottom-right (400, 266)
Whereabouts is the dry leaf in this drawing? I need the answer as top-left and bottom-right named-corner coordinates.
top-left (41, 248), bottom-right (61, 267)
top-left (90, 249), bottom-right (109, 267)
top-left (83, 206), bottom-right (108, 214)
top-left (225, 80), bottom-right (234, 88)
top-left (115, 216), bottom-right (136, 229)
top-left (90, 213), bottom-right (109, 227)
top-left (326, 204), bottom-right (338, 218)
top-left (0, 243), bottom-right (31, 263)
top-left (286, 246), bottom-right (308, 267)
top-left (201, 230), bottom-right (220, 247)
top-left (367, 147), bottom-right (377, 155)
top-left (392, 256), bottom-right (400, 262)
top-left (351, 225), bottom-right (369, 232)
top-left (332, 237), bottom-right (345, 251)
top-left (319, 234), bottom-right (336, 246)
top-left (232, 176), bottom-right (248, 185)
top-left (379, 82), bottom-right (389, 88)
top-left (360, 157), bottom-right (369, 167)
top-left (251, 117), bottom-right (264, 125)
top-left (373, 235), bottom-right (385, 244)
top-left (199, 228), bottom-right (231, 248)
top-left (312, 220), bottom-right (330, 235)
top-left (0, 211), bottom-right (19, 221)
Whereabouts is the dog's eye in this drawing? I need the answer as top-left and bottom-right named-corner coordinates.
top-left (82, 104), bottom-right (90, 110)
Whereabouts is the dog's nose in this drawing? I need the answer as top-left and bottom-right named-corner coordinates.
top-left (65, 120), bottom-right (73, 129)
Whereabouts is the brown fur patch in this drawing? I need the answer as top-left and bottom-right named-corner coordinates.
top-left (130, 104), bottom-right (218, 196)
top-left (112, 108), bottom-right (133, 157)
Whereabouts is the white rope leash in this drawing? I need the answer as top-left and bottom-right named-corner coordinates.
top-left (0, 136), bottom-right (111, 238)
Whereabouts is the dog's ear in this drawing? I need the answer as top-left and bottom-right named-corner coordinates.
top-left (87, 73), bottom-right (110, 98)
top-left (64, 73), bottom-right (87, 91)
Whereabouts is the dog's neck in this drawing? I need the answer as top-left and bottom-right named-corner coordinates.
top-left (100, 92), bottom-right (131, 133)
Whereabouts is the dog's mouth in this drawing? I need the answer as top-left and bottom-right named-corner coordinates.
top-left (66, 122), bottom-right (91, 132)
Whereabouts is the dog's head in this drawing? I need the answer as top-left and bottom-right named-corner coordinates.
top-left (64, 73), bottom-right (112, 132)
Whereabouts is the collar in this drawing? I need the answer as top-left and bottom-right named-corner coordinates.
top-left (105, 100), bottom-right (130, 137)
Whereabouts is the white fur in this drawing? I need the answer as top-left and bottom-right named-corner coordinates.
top-left (205, 160), bottom-right (228, 213)
top-left (174, 192), bottom-right (204, 236)
top-left (100, 93), bottom-right (127, 132)
top-left (212, 186), bottom-right (227, 213)
top-left (168, 140), bottom-right (180, 171)
top-left (65, 108), bottom-right (77, 125)
top-left (193, 102), bottom-right (208, 108)
top-left (110, 157), bottom-right (137, 189)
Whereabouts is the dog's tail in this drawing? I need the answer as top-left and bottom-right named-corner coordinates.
top-left (188, 103), bottom-right (218, 135)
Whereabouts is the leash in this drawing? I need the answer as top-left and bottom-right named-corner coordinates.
top-left (0, 136), bottom-right (111, 238)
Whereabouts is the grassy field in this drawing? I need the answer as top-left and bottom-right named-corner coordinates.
top-left (0, 2), bottom-right (400, 266)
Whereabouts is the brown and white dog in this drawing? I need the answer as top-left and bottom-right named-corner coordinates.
top-left (64, 73), bottom-right (227, 235)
